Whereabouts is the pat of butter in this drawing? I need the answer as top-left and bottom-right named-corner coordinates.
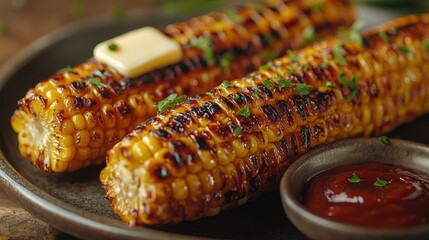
top-left (94, 27), bottom-right (182, 78)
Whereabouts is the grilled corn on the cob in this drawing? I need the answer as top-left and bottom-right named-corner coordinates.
top-left (10, 0), bottom-right (355, 172)
top-left (100, 14), bottom-right (429, 225)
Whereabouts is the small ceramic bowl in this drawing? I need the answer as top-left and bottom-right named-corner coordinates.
top-left (280, 138), bottom-right (429, 240)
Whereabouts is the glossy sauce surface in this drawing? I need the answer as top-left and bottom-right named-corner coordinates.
top-left (303, 163), bottom-right (429, 228)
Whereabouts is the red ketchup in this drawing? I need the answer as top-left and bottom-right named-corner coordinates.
top-left (303, 163), bottom-right (429, 228)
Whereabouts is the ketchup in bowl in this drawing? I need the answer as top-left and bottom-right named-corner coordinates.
top-left (303, 163), bottom-right (429, 228)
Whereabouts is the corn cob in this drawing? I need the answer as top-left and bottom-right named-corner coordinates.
top-left (10, 0), bottom-right (355, 173)
top-left (100, 14), bottom-right (429, 226)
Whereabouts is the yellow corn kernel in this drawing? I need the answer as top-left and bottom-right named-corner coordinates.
top-left (59, 146), bottom-right (76, 162)
top-left (199, 150), bottom-right (216, 170)
top-left (51, 159), bottom-right (69, 172)
top-left (142, 135), bottom-right (161, 154)
top-left (84, 111), bottom-right (97, 129)
top-left (58, 135), bottom-right (74, 147)
top-left (100, 104), bottom-right (116, 129)
top-left (199, 170), bottom-right (215, 193)
top-left (61, 119), bottom-right (75, 135)
top-left (128, 94), bottom-right (147, 117)
top-left (72, 114), bottom-right (86, 130)
top-left (45, 89), bottom-right (61, 105)
top-left (75, 147), bottom-right (91, 161)
top-left (171, 179), bottom-right (188, 201)
top-left (75, 129), bottom-right (90, 147)
top-left (186, 174), bottom-right (202, 198)
top-left (153, 183), bottom-right (171, 203)
top-left (89, 127), bottom-right (104, 148)
top-left (232, 139), bottom-right (248, 158)
top-left (131, 141), bottom-right (152, 160)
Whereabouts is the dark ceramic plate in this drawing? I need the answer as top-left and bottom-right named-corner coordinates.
top-left (0, 6), bottom-right (419, 240)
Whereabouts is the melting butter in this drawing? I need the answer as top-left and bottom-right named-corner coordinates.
top-left (94, 27), bottom-right (182, 78)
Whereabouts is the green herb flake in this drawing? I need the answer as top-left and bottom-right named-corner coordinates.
top-left (259, 61), bottom-right (273, 71)
top-left (378, 135), bottom-right (389, 145)
top-left (206, 91), bottom-right (214, 96)
top-left (228, 121), bottom-right (243, 137)
top-left (233, 94), bottom-right (240, 100)
top-left (236, 105), bottom-right (251, 117)
top-left (294, 83), bottom-right (312, 95)
top-left (318, 61), bottom-right (328, 71)
top-left (88, 77), bottom-right (107, 88)
top-left (108, 43), bottom-right (119, 52)
top-left (324, 81), bottom-right (336, 89)
top-left (260, 50), bottom-right (278, 61)
top-left (263, 79), bottom-right (275, 88)
top-left (154, 93), bottom-right (187, 113)
top-left (378, 31), bottom-right (390, 43)
top-left (263, 34), bottom-right (276, 45)
top-left (190, 36), bottom-right (215, 65)
top-left (302, 63), bottom-right (310, 72)
top-left (397, 46), bottom-right (412, 55)
top-left (333, 43), bottom-right (346, 66)
top-left (220, 52), bottom-right (234, 69)
top-left (274, 75), bottom-right (292, 89)
top-left (303, 25), bottom-right (317, 43)
top-left (224, 9), bottom-right (243, 23)
top-left (373, 178), bottom-right (391, 187)
top-left (286, 68), bottom-right (295, 74)
top-left (252, 89), bottom-right (260, 99)
top-left (112, 5), bottom-right (126, 21)
top-left (221, 80), bottom-right (233, 88)
top-left (311, 1), bottom-right (324, 11)
top-left (348, 172), bottom-right (363, 183)
top-left (423, 41), bottom-right (429, 51)
top-left (287, 49), bottom-right (299, 62)
top-left (339, 73), bottom-right (359, 101)
top-left (58, 65), bottom-right (74, 73)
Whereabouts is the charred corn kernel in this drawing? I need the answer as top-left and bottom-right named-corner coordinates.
top-left (11, 0), bottom-right (356, 173)
top-left (72, 114), bottom-right (86, 130)
top-left (101, 14), bottom-right (429, 226)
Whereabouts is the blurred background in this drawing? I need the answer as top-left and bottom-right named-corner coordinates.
top-left (0, 0), bottom-right (429, 66)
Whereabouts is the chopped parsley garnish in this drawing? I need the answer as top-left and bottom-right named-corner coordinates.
top-left (228, 121), bottom-right (243, 137)
top-left (311, 1), bottom-right (324, 11)
top-left (58, 65), bottom-right (74, 73)
top-left (303, 25), bottom-right (317, 43)
top-left (206, 91), bottom-right (214, 96)
top-left (274, 75), bottom-right (292, 89)
top-left (302, 63), bottom-right (310, 72)
top-left (287, 49), bottom-right (299, 62)
top-left (348, 172), bottom-right (363, 183)
top-left (294, 83), bottom-right (312, 95)
top-left (190, 36), bottom-right (215, 65)
top-left (373, 178), bottom-right (391, 187)
top-left (220, 52), bottom-right (234, 69)
top-left (423, 41), bottom-right (429, 51)
top-left (333, 43), bottom-right (346, 66)
top-left (236, 105), bottom-right (251, 117)
top-left (112, 5), bottom-right (126, 21)
top-left (397, 46), bottom-right (412, 55)
top-left (324, 81), bottom-right (336, 89)
top-left (378, 135), bottom-right (389, 145)
top-left (263, 79), bottom-right (275, 88)
top-left (252, 89), bottom-right (260, 99)
top-left (221, 80), bottom-right (233, 88)
top-left (233, 94), bottom-right (240, 100)
top-left (154, 93), bottom-right (187, 113)
top-left (259, 61), bottom-right (273, 70)
top-left (224, 9), bottom-right (243, 23)
top-left (339, 72), bottom-right (359, 101)
top-left (286, 68), bottom-right (295, 74)
top-left (88, 77), bottom-right (107, 88)
top-left (339, 21), bottom-right (364, 46)
top-left (108, 43), bottom-right (119, 52)
top-left (378, 31), bottom-right (390, 43)
top-left (318, 61), bottom-right (328, 71)
top-left (260, 50), bottom-right (278, 61)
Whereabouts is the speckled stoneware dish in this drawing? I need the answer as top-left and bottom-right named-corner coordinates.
top-left (0, 5), bottom-right (417, 240)
top-left (280, 138), bottom-right (429, 240)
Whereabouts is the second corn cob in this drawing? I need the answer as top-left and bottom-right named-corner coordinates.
top-left (10, 0), bottom-right (355, 172)
top-left (100, 14), bottom-right (429, 225)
